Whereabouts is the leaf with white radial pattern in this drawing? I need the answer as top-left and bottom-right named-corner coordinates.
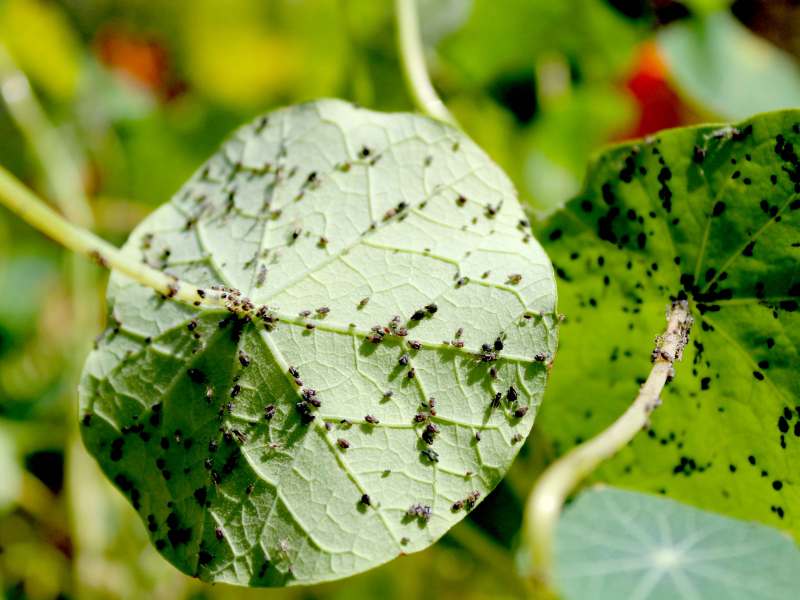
top-left (78, 99), bottom-right (558, 586)
top-left (555, 487), bottom-right (800, 600)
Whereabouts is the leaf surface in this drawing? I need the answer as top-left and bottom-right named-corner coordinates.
top-left (537, 110), bottom-right (800, 536)
top-left (78, 99), bottom-right (557, 586)
top-left (555, 487), bottom-right (800, 600)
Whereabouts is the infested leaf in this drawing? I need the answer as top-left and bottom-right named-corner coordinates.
top-left (78, 99), bottom-right (557, 586)
top-left (555, 487), bottom-right (800, 600)
top-left (538, 111), bottom-right (800, 537)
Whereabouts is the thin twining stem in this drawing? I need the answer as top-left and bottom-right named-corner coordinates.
top-left (525, 300), bottom-right (693, 582)
top-left (0, 166), bottom-right (219, 308)
top-left (395, 0), bottom-right (458, 127)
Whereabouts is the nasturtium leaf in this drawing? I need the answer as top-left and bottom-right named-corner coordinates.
top-left (659, 12), bottom-right (800, 120)
top-left (555, 487), bottom-right (800, 600)
top-left (78, 99), bottom-right (558, 586)
top-left (537, 111), bottom-right (800, 536)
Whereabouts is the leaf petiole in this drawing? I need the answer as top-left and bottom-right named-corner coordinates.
top-left (525, 300), bottom-right (693, 583)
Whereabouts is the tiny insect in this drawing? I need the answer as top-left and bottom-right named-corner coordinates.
top-left (264, 405), bottom-right (276, 420)
top-left (507, 386), bottom-right (518, 402)
top-left (337, 438), bottom-right (350, 449)
top-left (491, 392), bottom-right (502, 408)
top-left (360, 493), bottom-right (371, 505)
top-left (475, 431), bottom-right (482, 442)
top-left (383, 390), bottom-right (394, 399)
top-left (238, 351), bottom-right (250, 367)
top-left (215, 528), bottom-right (224, 540)
top-left (230, 384), bottom-right (241, 398)
top-left (407, 368), bottom-right (416, 379)
top-left (288, 366), bottom-right (300, 378)
top-left (408, 340), bottom-right (422, 350)
top-left (358, 297), bottom-right (370, 309)
top-left (411, 309), bottom-right (425, 321)
top-left (425, 303), bottom-right (438, 314)
top-left (494, 337), bottom-right (503, 351)
top-left (514, 406), bottom-right (528, 418)
top-left (534, 352), bottom-right (547, 362)
top-left (421, 448), bottom-right (439, 462)
top-left (413, 413), bottom-right (427, 423)
top-left (365, 415), bottom-right (379, 425)
top-left (316, 306), bottom-right (330, 315)
top-left (489, 367), bottom-right (498, 379)
top-left (399, 354), bottom-right (410, 366)
top-left (507, 274), bottom-right (522, 285)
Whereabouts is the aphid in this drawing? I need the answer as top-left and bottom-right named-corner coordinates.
top-left (238, 351), bottom-right (250, 367)
top-left (306, 323), bottom-right (316, 330)
top-left (288, 366), bottom-right (300, 378)
top-left (507, 386), bottom-right (518, 403)
top-left (264, 405), bottom-right (276, 420)
top-left (491, 392), bottom-right (502, 408)
top-left (358, 297), bottom-right (370, 309)
top-left (481, 343), bottom-right (492, 353)
top-left (514, 406), bottom-right (529, 418)
top-left (480, 352), bottom-right (497, 362)
top-left (411, 309), bottom-right (425, 321)
top-left (451, 500), bottom-right (464, 511)
top-left (324, 422), bottom-right (333, 431)
top-left (489, 367), bottom-right (498, 379)
top-left (507, 274), bottom-right (522, 285)
top-left (422, 423), bottom-right (440, 445)
top-left (188, 368), bottom-right (207, 384)
top-left (407, 368), bottom-right (416, 379)
top-left (383, 390), bottom-right (394, 399)
top-left (475, 431), bottom-right (481, 442)
top-left (256, 265), bottom-right (268, 287)
top-left (299, 309), bottom-right (311, 317)
top-left (360, 493), bottom-right (371, 505)
top-left (365, 414), bottom-right (379, 425)
top-left (465, 490), bottom-right (481, 509)
top-left (215, 528), bottom-right (224, 541)
top-left (534, 352), bottom-right (547, 362)
top-left (399, 353), bottom-right (410, 366)
top-left (494, 337), bottom-right (504, 351)
top-left (421, 448), bottom-right (439, 462)
top-left (511, 433), bottom-right (523, 444)
top-left (413, 413), bottom-right (427, 423)
top-left (316, 306), bottom-right (330, 315)
top-left (291, 227), bottom-right (302, 240)
top-left (359, 146), bottom-right (371, 158)
top-left (187, 320), bottom-right (198, 331)
top-left (408, 340), bottom-right (422, 350)
top-left (230, 384), bottom-right (241, 398)
top-left (425, 303), bottom-right (438, 315)
top-left (456, 276), bottom-right (468, 288)
top-left (317, 236), bottom-right (328, 248)
top-left (395, 327), bottom-right (409, 337)
top-left (455, 328), bottom-right (464, 339)
top-left (456, 195), bottom-right (467, 206)
top-left (337, 438), bottom-right (350, 450)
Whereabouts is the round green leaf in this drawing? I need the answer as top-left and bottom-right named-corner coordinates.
top-left (538, 110), bottom-right (800, 537)
top-left (556, 487), bottom-right (800, 600)
top-left (78, 99), bottom-right (557, 586)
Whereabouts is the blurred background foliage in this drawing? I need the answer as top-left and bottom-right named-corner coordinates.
top-left (1, 1), bottom-right (800, 598)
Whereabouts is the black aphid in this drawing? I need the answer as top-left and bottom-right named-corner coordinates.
top-left (337, 438), bottom-right (350, 449)
top-left (514, 406), bottom-right (529, 418)
top-left (399, 353), bottom-right (410, 366)
top-left (507, 386), bottom-right (518, 402)
top-left (365, 414), bottom-right (379, 425)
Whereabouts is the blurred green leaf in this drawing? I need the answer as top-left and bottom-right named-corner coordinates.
top-left (659, 12), bottom-right (800, 120)
top-left (555, 487), bottom-right (800, 600)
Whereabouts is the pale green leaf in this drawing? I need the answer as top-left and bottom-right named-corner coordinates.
top-left (555, 487), bottom-right (800, 600)
top-left (78, 99), bottom-right (558, 586)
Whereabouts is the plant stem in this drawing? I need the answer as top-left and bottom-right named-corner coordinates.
top-left (395, 0), bottom-right (457, 126)
top-left (525, 300), bottom-right (693, 582)
top-left (0, 165), bottom-right (209, 307)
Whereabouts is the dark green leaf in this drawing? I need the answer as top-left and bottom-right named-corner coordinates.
top-left (538, 110), bottom-right (800, 537)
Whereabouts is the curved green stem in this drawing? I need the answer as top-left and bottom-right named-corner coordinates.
top-left (395, 0), bottom-right (457, 126)
top-left (525, 301), bottom-right (693, 583)
top-left (0, 166), bottom-right (211, 307)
